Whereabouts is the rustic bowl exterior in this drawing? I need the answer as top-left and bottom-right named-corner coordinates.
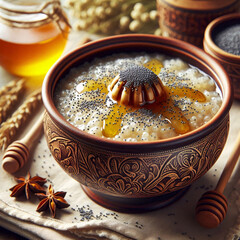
top-left (42, 35), bottom-right (233, 212)
top-left (204, 13), bottom-right (240, 100)
top-left (156, 0), bottom-right (239, 47)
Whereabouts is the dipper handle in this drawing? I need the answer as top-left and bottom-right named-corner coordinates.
top-left (195, 131), bottom-right (240, 228)
top-left (2, 112), bottom-right (44, 173)
top-left (215, 131), bottom-right (240, 193)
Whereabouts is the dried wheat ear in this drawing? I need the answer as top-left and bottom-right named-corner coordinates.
top-left (0, 89), bottom-right (42, 150)
top-left (0, 79), bottom-right (25, 124)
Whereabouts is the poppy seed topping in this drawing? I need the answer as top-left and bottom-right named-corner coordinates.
top-left (119, 65), bottom-right (159, 88)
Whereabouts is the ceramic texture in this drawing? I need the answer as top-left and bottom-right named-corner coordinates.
top-left (156, 0), bottom-right (239, 47)
top-left (204, 13), bottom-right (240, 100)
top-left (42, 35), bottom-right (233, 212)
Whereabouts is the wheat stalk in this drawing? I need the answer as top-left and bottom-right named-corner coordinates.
top-left (0, 79), bottom-right (25, 124)
top-left (0, 89), bottom-right (42, 150)
top-left (0, 79), bottom-right (22, 96)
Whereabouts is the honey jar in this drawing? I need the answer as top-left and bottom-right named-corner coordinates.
top-left (0, 0), bottom-right (70, 77)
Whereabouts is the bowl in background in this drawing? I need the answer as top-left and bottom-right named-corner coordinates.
top-left (42, 35), bottom-right (233, 212)
top-left (156, 0), bottom-right (239, 47)
top-left (204, 13), bottom-right (240, 100)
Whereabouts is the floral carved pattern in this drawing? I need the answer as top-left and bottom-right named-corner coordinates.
top-left (44, 113), bottom-right (229, 197)
top-left (48, 136), bottom-right (80, 175)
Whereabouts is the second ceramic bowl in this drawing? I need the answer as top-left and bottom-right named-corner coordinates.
top-left (204, 13), bottom-right (240, 100)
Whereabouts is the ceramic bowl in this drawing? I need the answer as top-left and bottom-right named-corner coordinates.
top-left (42, 34), bottom-right (233, 212)
top-left (204, 13), bottom-right (240, 100)
top-left (156, 0), bottom-right (239, 47)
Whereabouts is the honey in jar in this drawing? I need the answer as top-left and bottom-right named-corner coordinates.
top-left (0, 0), bottom-right (70, 77)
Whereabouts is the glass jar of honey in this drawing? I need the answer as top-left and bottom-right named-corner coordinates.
top-left (0, 0), bottom-right (70, 77)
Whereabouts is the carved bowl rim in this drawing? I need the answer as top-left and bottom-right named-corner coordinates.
top-left (42, 34), bottom-right (233, 151)
top-left (204, 13), bottom-right (240, 63)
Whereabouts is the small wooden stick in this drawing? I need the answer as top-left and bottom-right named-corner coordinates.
top-left (195, 131), bottom-right (240, 228)
top-left (2, 112), bottom-right (44, 173)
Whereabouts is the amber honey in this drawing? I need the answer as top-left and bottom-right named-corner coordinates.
top-left (0, 22), bottom-right (68, 77)
top-left (0, 0), bottom-right (70, 80)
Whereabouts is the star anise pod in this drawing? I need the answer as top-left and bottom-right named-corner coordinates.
top-left (36, 184), bottom-right (70, 218)
top-left (10, 172), bottom-right (46, 199)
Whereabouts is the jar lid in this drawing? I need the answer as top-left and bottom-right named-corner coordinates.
top-left (0, 0), bottom-right (70, 29)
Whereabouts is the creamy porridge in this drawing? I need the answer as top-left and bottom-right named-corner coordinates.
top-left (54, 53), bottom-right (222, 142)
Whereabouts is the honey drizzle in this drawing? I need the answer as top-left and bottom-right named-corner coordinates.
top-left (102, 104), bottom-right (129, 138)
top-left (76, 77), bottom-right (110, 94)
top-left (76, 59), bottom-right (207, 139)
top-left (143, 59), bottom-right (163, 75)
top-left (165, 86), bottom-right (206, 102)
top-left (147, 96), bottom-right (190, 134)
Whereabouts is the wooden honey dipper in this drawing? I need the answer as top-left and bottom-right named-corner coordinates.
top-left (109, 65), bottom-right (167, 107)
top-left (2, 112), bottom-right (44, 173)
top-left (195, 131), bottom-right (240, 228)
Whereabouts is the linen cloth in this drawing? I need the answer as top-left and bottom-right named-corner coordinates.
top-left (0, 46), bottom-right (240, 240)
